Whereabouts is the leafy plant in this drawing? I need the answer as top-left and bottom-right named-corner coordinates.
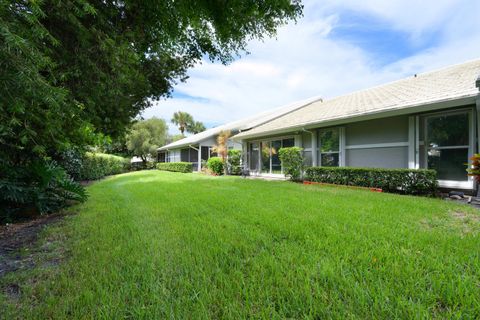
top-left (305, 167), bottom-right (438, 196)
top-left (278, 147), bottom-right (304, 181)
top-left (227, 149), bottom-right (242, 175)
top-left (207, 157), bottom-right (224, 176)
top-left (157, 162), bottom-right (193, 173)
top-left (0, 160), bottom-right (87, 222)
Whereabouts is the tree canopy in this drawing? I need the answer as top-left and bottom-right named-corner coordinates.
top-left (171, 111), bottom-right (207, 136)
top-left (126, 118), bottom-right (168, 162)
top-left (1, 0), bottom-right (302, 166)
top-left (188, 121), bottom-right (207, 134)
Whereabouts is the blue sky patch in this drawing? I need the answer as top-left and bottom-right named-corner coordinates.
top-left (329, 11), bottom-right (441, 66)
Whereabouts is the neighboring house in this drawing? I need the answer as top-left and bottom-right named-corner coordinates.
top-left (157, 96), bottom-right (323, 171)
top-left (233, 59), bottom-right (480, 190)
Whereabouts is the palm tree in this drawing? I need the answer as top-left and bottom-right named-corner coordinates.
top-left (212, 130), bottom-right (231, 175)
top-left (187, 121), bottom-right (206, 134)
top-left (171, 111), bottom-right (193, 136)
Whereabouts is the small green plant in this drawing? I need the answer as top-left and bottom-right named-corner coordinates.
top-left (227, 149), bottom-right (242, 175)
top-left (156, 162), bottom-right (193, 173)
top-left (207, 157), bottom-right (224, 175)
top-left (278, 147), bottom-right (304, 181)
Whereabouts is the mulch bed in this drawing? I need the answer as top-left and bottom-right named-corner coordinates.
top-left (0, 213), bottom-right (66, 278)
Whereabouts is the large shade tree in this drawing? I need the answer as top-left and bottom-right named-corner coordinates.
top-left (1, 0), bottom-right (303, 166)
top-left (126, 118), bottom-right (168, 163)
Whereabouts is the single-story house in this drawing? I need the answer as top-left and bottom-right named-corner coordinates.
top-left (232, 59), bottom-right (480, 190)
top-left (157, 96), bottom-right (323, 171)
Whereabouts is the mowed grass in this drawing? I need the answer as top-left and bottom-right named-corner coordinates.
top-left (2, 171), bottom-right (480, 319)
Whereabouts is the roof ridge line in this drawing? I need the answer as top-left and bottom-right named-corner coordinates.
top-left (319, 57), bottom-right (480, 103)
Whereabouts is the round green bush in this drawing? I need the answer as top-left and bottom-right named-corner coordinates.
top-left (207, 157), bottom-right (224, 175)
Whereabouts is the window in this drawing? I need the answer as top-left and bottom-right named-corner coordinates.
top-left (319, 128), bottom-right (340, 167)
top-left (158, 152), bottom-right (166, 163)
top-left (425, 112), bottom-right (470, 181)
top-left (282, 138), bottom-right (295, 148)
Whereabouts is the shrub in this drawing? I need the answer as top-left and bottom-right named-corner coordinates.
top-left (56, 148), bottom-right (84, 180)
top-left (156, 162), bottom-right (193, 173)
top-left (227, 149), bottom-right (242, 175)
top-left (305, 167), bottom-right (438, 196)
top-left (278, 147), bottom-right (304, 181)
top-left (0, 160), bottom-right (87, 222)
top-left (79, 152), bottom-right (129, 180)
top-left (207, 157), bottom-right (224, 175)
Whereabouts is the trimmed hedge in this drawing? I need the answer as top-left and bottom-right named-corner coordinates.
top-left (79, 152), bottom-right (129, 181)
top-left (305, 167), bottom-right (438, 195)
top-left (207, 157), bottom-right (224, 175)
top-left (156, 162), bottom-right (193, 173)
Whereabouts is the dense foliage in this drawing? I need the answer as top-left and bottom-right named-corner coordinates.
top-left (0, 161), bottom-right (87, 222)
top-left (278, 147), bottom-right (304, 181)
top-left (126, 118), bottom-right (168, 162)
top-left (305, 167), bottom-right (438, 195)
top-left (207, 157), bottom-right (224, 175)
top-left (78, 153), bottom-right (129, 181)
top-left (2, 0), bottom-right (302, 162)
top-left (156, 162), bottom-right (193, 173)
top-left (227, 149), bottom-right (242, 175)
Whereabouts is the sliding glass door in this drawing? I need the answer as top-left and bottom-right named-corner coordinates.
top-left (250, 138), bottom-right (295, 174)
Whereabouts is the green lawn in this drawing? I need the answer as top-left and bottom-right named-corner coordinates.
top-left (2, 171), bottom-right (480, 319)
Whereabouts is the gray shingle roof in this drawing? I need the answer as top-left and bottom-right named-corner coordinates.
top-left (158, 95), bottom-right (323, 150)
top-left (234, 59), bottom-right (480, 139)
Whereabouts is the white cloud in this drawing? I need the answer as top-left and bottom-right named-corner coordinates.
top-left (143, 0), bottom-right (480, 135)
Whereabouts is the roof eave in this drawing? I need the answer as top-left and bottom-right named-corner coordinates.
top-left (232, 95), bottom-right (477, 140)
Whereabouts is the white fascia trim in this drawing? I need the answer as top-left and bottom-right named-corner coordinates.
top-left (345, 142), bottom-right (409, 150)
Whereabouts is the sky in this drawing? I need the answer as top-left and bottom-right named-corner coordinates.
top-left (142, 0), bottom-right (480, 135)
